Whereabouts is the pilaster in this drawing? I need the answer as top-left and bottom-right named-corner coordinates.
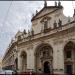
top-left (27, 48), bottom-right (35, 71)
top-left (53, 41), bottom-right (64, 74)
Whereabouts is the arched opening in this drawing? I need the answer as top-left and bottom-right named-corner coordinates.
top-left (14, 58), bottom-right (18, 70)
top-left (64, 41), bottom-right (75, 74)
top-left (20, 51), bottom-right (27, 71)
top-left (35, 43), bottom-right (53, 74)
top-left (44, 61), bottom-right (50, 74)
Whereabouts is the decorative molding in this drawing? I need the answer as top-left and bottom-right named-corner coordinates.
top-left (64, 60), bottom-right (73, 65)
top-left (53, 69), bottom-right (64, 71)
top-left (40, 16), bottom-right (51, 23)
top-left (53, 69), bottom-right (58, 71)
top-left (27, 44), bottom-right (33, 50)
top-left (53, 38), bottom-right (64, 45)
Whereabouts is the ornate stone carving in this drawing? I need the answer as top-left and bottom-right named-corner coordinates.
top-left (38, 46), bottom-right (53, 62)
top-left (27, 44), bottom-right (33, 50)
top-left (41, 16), bottom-right (51, 23)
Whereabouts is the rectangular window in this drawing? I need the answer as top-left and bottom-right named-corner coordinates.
top-left (44, 21), bottom-right (48, 30)
top-left (66, 50), bottom-right (71, 58)
top-left (66, 65), bottom-right (72, 74)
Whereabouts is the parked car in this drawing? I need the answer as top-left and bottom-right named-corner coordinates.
top-left (0, 70), bottom-right (16, 75)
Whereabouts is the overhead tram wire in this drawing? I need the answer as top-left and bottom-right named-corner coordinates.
top-left (72, 0), bottom-right (75, 10)
top-left (2, 1), bottom-right (13, 63)
top-left (67, 1), bottom-right (75, 40)
top-left (2, 1), bottom-right (13, 30)
top-left (70, 0), bottom-right (75, 40)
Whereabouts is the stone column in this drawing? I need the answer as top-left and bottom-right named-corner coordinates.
top-left (53, 42), bottom-right (64, 74)
top-left (27, 49), bottom-right (35, 71)
top-left (18, 51), bottom-right (22, 72)
top-left (53, 45), bottom-right (58, 74)
top-left (56, 44), bottom-right (64, 74)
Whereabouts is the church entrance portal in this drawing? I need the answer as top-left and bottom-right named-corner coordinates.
top-left (35, 43), bottom-right (53, 74)
top-left (44, 61), bottom-right (50, 74)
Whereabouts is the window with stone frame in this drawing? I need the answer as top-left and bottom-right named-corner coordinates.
top-left (40, 16), bottom-right (51, 33)
top-left (44, 21), bottom-right (48, 30)
top-left (42, 47), bottom-right (50, 58)
top-left (65, 50), bottom-right (72, 58)
top-left (53, 20), bottom-right (57, 28)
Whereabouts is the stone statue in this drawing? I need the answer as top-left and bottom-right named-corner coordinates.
top-left (31, 28), bottom-right (34, 36)
top-left (58, 19), bottom-right (62, 27)
top-left (58, 1), bottom-right (61, 6)
top-left (28, 30), bottom-right (31, 37)
top-left (23, 29), bottom-right (27, 34)
top-left (53, 20), bottom-right (57, 28)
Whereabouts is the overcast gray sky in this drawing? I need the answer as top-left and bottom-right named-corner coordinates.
top-left (0, 1), bottom-right (75, 58)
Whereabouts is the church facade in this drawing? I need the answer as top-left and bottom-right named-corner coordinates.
top-left (2, 1), bottom-right (75, 74)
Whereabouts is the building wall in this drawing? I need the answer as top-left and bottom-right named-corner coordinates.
top-left (2, 3), bottom-right (75, 74)
top-left (17, 29), bottom-right (75, 74)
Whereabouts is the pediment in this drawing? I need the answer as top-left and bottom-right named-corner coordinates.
top-left (31, 6), bottom-right (63, 21)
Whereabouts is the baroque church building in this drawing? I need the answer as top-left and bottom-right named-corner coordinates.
top-left (2, 1), bottom-right (75, 74)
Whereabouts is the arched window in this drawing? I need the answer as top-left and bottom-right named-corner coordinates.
top-left (64, 41), bottom-right (75, 74)
top-left (65, 50), bottom-right (71, 58)
top-left (20, 51), bottom-right (27, 71)
top-left (15, 58), bottom-right (18, 70)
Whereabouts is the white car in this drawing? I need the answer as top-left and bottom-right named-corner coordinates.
top-left (0, 70), bottom-right (16, 75)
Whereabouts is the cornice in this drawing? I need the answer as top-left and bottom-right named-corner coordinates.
top-left (17, 21), bottom-right (75, 46)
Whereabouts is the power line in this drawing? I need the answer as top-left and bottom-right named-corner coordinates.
top-left (2, 1), bottom-right (13, 27)
top-left (72, 0), bottom-right (75, 10)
